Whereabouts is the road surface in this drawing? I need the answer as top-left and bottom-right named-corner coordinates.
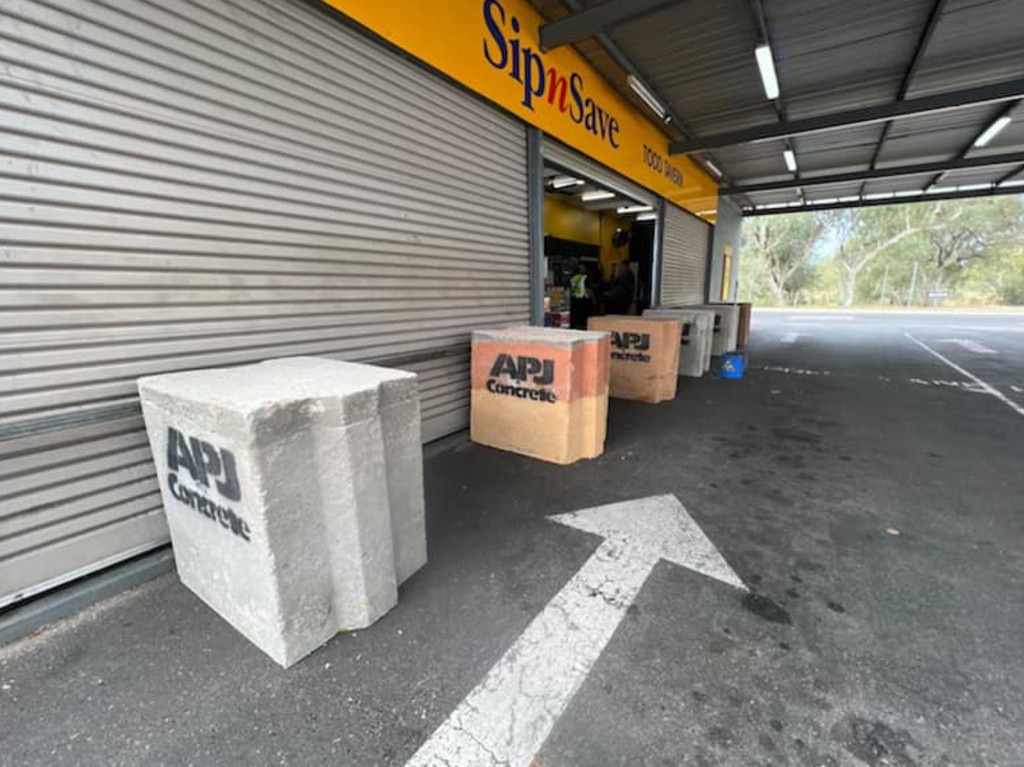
top-left (2, 309), bottom-right (1022, 767)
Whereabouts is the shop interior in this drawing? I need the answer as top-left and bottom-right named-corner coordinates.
top-left (542, 162), bottom-right (656, 329)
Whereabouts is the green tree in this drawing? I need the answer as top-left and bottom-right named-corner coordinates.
top-left (741, 212), bottom-right (828, 306)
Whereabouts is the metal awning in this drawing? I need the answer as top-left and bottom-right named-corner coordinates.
top-left (528, 0), bottom-right (1024, 214)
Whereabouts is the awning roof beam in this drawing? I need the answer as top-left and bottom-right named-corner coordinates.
top-left (670, 78), bottom-right (1024, 154)
top-left (721, 151), bottom-right (1024, 195)
top-left (539, 0), bottom-right (683, 52)
top-left (742, 184), bottom-right (1024, 216)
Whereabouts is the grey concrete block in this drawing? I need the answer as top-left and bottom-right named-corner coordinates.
top-left (138, 357), bottom-right (426, 668)
top-left (643, 309), bottom-right (715, 377)
top-left (262, 358), bottom-right (426, 584)
top-left (674, 305), bottom-right (739, 356)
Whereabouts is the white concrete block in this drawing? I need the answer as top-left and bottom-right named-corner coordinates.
top-left (138, 357), bottom-right (426, 668)
top-left (674, 305), bottom-right (739, 356)
top-left (643, 308), bottom-right (715, 377)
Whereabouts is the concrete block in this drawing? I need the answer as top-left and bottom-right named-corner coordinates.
top-left (262, 358), bottom-right (426, 584)
top-left (673, 305), bottom-right (739, 356)
top-left (737, 303), bottom-right (753, 347)
top-left (643, 308), bottom-right (715, 377)
top-left (138, 357), bottom-right (426, 668)
top-left (709, 304), bottom-right (741, 353)
top-left (471, 327), bottom-right (610, 464)
top-left (587, 316), bottom-right (682, 403)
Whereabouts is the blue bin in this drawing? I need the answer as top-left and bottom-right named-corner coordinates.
top-left (719, 352), bottom-right (746, 379)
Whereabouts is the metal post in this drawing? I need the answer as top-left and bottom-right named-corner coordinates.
top-left (907, 261), bottom-right (919, 307)
top-left (527, 128), bottom-right (545, 326)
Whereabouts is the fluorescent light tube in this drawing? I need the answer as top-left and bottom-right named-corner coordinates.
top-left (617, 205), bottom-right (654, 214)
top-left (755, 44), bottom-right (780, 100)
top-left (627, 75), bottom-right (667, 120)
top-left (703, 160), bottom-right (723, 178)
top-left (581, 190), bottom-right (615, 202)
top-left (973, 115), bottom-right (1011, 147)
top-left (783, 149), bottom-right (797, 172)
top-left (550, 176), bottom-right (584, 189)
top-left (635, 212), bottom-right (657, 221)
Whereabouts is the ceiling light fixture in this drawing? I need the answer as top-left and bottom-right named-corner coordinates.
top-left (617, 204), bottom-right (654, 214)
top-left (581, 190), bottom-right (616, 202)
top-left (550, 176), bottom-right (584, 189)
top-left (783, 149), bottom-right (797, 173)
top-left (635, 212), bottom-right (658, 221)
top-left (703, 160), bottom-right (723, 178)
top-left (627, 75), bottom-right (667, 120)
top-left (973, 115), bottom-right (1012, 147)
top-left (754, 44), bottom-right (780, 100)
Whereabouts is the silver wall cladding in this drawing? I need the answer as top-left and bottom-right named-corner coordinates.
top-left (659, 202), bottom-right (711, 307)
top-left (0, 0), bottom-right (529, 607)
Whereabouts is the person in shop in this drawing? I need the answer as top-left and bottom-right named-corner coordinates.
top-left (606, 260), bottom-right (636, 316)
top-left (569, 263), bottom-right (592, 329)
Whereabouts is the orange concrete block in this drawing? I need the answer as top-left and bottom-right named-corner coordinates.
top-left (471, 327), bottom-right (610, 464)
top-left (588, 316), bottom-right (682, 403)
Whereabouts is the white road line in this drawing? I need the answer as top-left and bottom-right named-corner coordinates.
top-left (1013, 385), bottom-right (1023, 394)
top-left (904, 333), bottom-right (1024, 419)
top-left (404, 495), bottom-right (745, 767)
top-left (780, 332), bottom-right (803, 344)
top-left (936, 338), bottom-right (999, 355)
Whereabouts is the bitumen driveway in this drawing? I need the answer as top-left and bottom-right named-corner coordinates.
top-left (2, 309), bottom-right (1023, 767)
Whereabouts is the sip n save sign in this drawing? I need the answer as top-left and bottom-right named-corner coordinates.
top-left (316, 0), bottom-right (718, 215)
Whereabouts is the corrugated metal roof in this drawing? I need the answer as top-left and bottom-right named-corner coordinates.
top-left (528, 0), bottom-right (1024, 207)
top-left (608, 0), bottom-right (773, 134)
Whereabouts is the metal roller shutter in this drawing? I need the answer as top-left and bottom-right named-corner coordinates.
top-left (0, 0), bottom-right (529, 607)
top-left (660, 202), bottom-right (711, 307)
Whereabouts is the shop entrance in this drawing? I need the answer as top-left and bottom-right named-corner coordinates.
top-left (541, 161), bottom-right (657, 330)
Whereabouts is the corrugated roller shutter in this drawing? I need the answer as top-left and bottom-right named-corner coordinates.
top-left (660, 202), bottom-right (711, 307)
top-left (0, 0), bottom-right (529, 606)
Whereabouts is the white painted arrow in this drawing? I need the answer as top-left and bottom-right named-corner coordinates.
top-left (780, 332), bottom-right (804, 344)
top-left (404, 494), bottom-right (745, 767)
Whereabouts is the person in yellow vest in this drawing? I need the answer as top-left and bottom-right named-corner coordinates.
top-left (569, 263), bottom-right (591, 329)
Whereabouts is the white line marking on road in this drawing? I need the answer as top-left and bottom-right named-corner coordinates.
top-left (761, 365), bottom-right (831, 376)
top-left (780, 332), bottom-right (803, 344)
top-left (787, 315), bottom-right (855, 322)
top-left (907, 378), bottom-right (988, 393)
top-left (936, 338), bottom-right (999, 355)
top-left (1013, 385), bottom-right (1023, 394)
top-left (905, 333), bottom-right (1024, 419)
top-left (940, 325), bottom-right (1024, 334)
top-left (404, 495), bottom-right (745, 767)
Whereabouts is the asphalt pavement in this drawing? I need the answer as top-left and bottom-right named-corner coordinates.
top-left (2, 309), bottom-right (1023, 767)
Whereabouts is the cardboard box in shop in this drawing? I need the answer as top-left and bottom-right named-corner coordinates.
top-left (587, 316), bottom-right (682, 403)
top-left (471, 327), bottom-right (610, 465)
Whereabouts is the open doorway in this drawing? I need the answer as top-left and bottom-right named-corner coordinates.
top-left (541, 161), bottom-right (657, 329)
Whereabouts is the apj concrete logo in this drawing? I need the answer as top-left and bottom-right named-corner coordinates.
top-left (611, 331), bottom-right (652, 363)
top-left (486, 352), bottom-right (558, 403)
top-left (483, 0), bottom-right (621, 149)
top-left (166, 427), bottom-right (251, 542)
